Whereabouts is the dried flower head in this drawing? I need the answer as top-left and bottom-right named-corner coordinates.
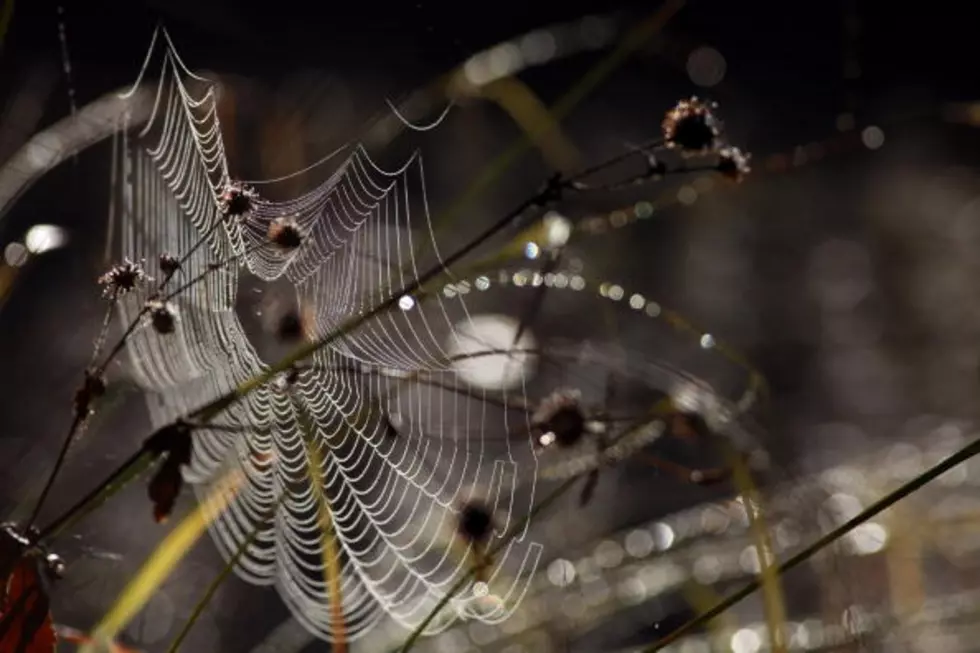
top-left (146, 299), bottom-right (178, 334)
top-left (159, 253), bottom-right (181, 277)
top-left (457, 500), bottom-right (495, 544)
top-left (98, 258), bottom-right (150, 298)
top-left (267, 216), bottom-right (304, 250)
top-left (662, 97), bottom-right (721, 154)
top-left (531, 388), bottom-right (586, 448)
top-left (218, 181), bottom-right (258, 218)
top-left (716, 146), bottom-right (752, 182)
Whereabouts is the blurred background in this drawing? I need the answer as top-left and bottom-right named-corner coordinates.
top-left (2, 0), bottom-right (980, 651)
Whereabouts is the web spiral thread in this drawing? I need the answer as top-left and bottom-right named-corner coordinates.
top-left (108, 28), bottom-right (542, 642)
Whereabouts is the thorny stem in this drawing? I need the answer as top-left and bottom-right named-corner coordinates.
top-left (571, 163), bottom-right (719, 194)
top-left (640, 434), bottom-right (980, 652)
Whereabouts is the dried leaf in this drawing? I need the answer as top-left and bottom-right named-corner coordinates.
top-left (0, 559), bottom-right (56, 653)
top-left (147, 460), bottom-right (184, 523)
top-left (143, 423), bottom-right (193, 523)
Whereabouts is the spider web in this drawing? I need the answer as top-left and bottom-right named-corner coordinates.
top-left (105, 28), bottom-right (542, 642)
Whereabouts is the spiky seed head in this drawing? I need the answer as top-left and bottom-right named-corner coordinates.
top-left (532, 388), bottom-right (586, 448)
top-left (662, 97), bottom-right (722, 154)
top-left (218, 181), bottom-right (258, 218)
top-left (268, 216), bottom-right (304, 250)
top-left (457, 500), bottom-right (494, 544)
top-left (146, 299), bottom-right (178, 334)
top-left (159, 253), bottom-right (181, 276)
top-left (98, 257), bottom-right (150, 298)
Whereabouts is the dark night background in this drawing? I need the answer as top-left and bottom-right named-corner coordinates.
top-left (2, 0), bottom-right (980, 651)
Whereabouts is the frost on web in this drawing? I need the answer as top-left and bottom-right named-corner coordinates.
top-left (105, 29), bottom-right (542, 641)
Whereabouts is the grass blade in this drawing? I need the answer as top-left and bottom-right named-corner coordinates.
top-left (295, 400), bottom-right (347, 651)
top-left (80, 467), bottom-right (244, 653)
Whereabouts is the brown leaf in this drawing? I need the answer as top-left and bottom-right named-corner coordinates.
top-left (148, 459), bottom-right (184, 524)
top-left (0, 559), bottom-right (56, 653)
top-left (144, 422), bottom-right (194, 523)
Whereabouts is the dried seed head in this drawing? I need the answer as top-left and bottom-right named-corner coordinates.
top-left (218, 181), bottom-right (258, 218)
top-left (278, 312), bottom-right (303, 341)
top-left (457, 500), bottom-right (494, 544)
top-left (662, 97), bottom-right (721, 154)
top-left (146, 299), bottom-right (178, 334)
top-left (268, 216), bottom-right (304, 250)
top-left (277, 306), bottom-right (314, 342)
top-left (98, 257), bottom-right (150, 298)
top-left (532, 388), bottom-right (586, 448)
top-left (159, 253), bottom-right (181, 276)
top-left (717, 146), bottom-right (751, 182)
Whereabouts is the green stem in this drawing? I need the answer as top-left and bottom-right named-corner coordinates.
top-left (641, 434), bottom-right (980, 652)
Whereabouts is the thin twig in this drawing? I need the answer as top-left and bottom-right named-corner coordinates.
top-left (161, 240), bottom-right (265, 303)
top-left (25, 411), bottom-right (86, 530)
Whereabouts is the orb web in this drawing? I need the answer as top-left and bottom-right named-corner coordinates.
top-left (106, 28), bottom-right (543, 642)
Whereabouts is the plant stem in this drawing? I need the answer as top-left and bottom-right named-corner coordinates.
top-left (161, 240), bottom-right (265, 303)
top-left (25, 411), bottom-right (86, 530)
top-left (37, 449), bottom-right (151, 541)
top-left (641, 434), bottom-right (980, 652)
